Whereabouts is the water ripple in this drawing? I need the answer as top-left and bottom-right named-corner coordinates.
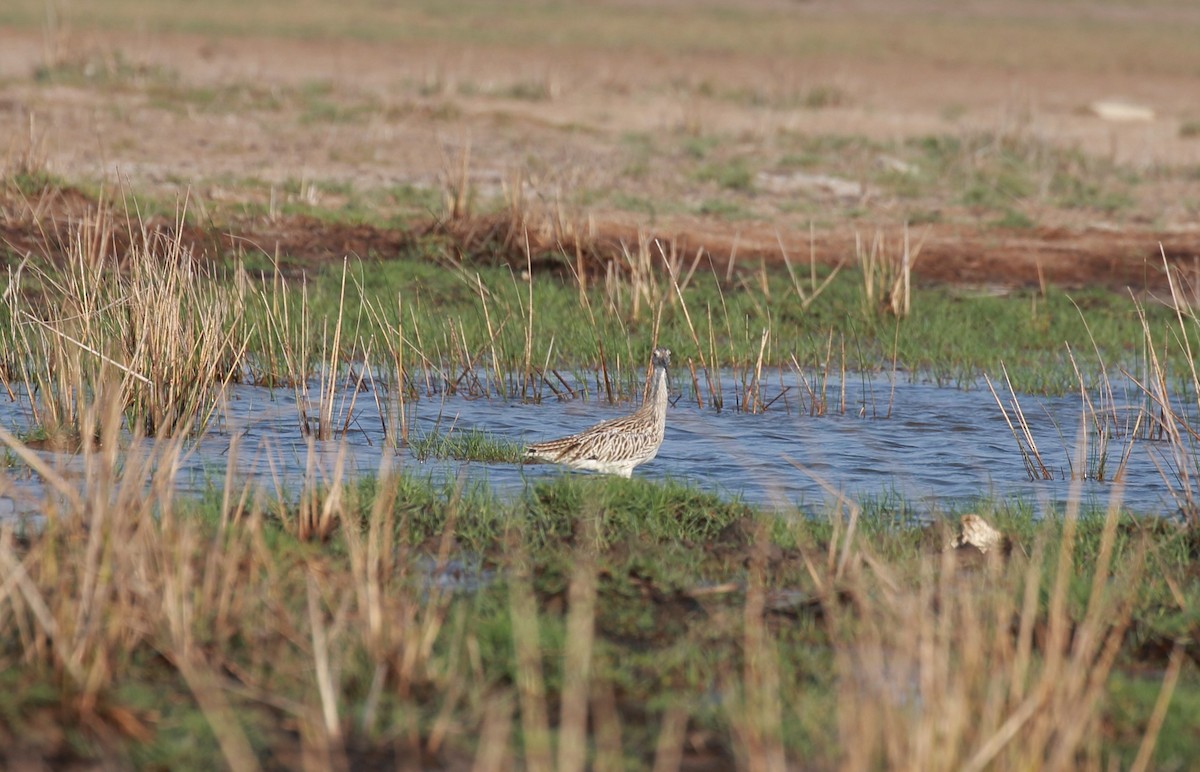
top-left (0, 372), bottom-right (1186, 519)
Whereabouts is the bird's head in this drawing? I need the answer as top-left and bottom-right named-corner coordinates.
top-left (651, 347), bottom-right (671, 369)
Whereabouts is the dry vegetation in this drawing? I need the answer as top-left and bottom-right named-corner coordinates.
top-left (1, 0), bottom-right (1200, 768)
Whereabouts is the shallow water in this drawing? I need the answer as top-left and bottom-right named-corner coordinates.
top-left (0, 370), bottom-right (1190, 520)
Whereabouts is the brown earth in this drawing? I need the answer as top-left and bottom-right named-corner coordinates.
top-left (6, 184), bottom-right (1192, 294)
top-left (2, 1), bottom-right (1200, 289)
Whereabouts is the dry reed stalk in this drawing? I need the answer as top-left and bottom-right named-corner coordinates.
top-left (1162, 249), bottom-right (1200, 398)
top-left (440, 141), bottom-right (472, 221)
top-left (305, 571), bottom-right (343, 746)
top-left (590, 674), bottom-right (624, 772)
top-left (557, 520), bottom-right (598, 772)
top-left (817, 480), bottom-right (1159, 771)
top-left (338, 455), bottom-right (397, 733)
top-left (730, 522), bottom-right (786, 771)
top-left (2, 110), bottom-right (50, 189)
top-left (1121, 267), bottom-right (1200, 521)
top-left (651, 705), bottom-right (690, 772)
top-left (290, 433), bottom-right (348, 542)
top-left (314, 258), bottom-right (349, 439)
top-left (507, 545), bottom-right (552, 772)
top-left (667, 256), bottom-right (718, 409)
top-left (476, 272), bottom-right (506, 398)
top-left (7, 200), bottom-right (243, 440)
top-left (268, 258), bottom-right (371, 441)
top-left (1066, 296), bottom-right (1146, 482)
top-left (426, 608), bottom-right (473, 757)
top-left (393, 294), bottom-right (409, 441)
top-left (707, 305), bottom-right (723, 409)
top-left (472, 692), bottom-right (515, 771)
top-left (522, 237), bottom-right (536, 399)
top-left (162, 518), bottom-right (263, 772)
top-left (1130, 644), bottom-right (1185, 772)
top-left (1142, 255), bottom-right (1200, 520)
top-left (1062, 342), bottom-right (1140, 482)
top-left (361, 290), bottom-right (422, 444)
top-left (855, 225), bottom-right (926, 318)
top-left (791, 353), bottom-right (819, 416)
top-left (984, 366), bottom-right (1052, 480)
top-left (777, 227), bottom-right (844, 311)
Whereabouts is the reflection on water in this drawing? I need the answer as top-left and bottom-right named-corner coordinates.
top-left (0, 371), bottom-right (1188, 520)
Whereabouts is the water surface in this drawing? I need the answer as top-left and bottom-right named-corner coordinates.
top-left (0, 371), bottom-right (1188, 520)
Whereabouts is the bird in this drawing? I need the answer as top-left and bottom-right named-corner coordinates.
top-left (524, 347), bottom-right (671, 478)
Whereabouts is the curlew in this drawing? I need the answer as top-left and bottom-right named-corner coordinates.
top-left (524, 347), bottom-right (671, 478)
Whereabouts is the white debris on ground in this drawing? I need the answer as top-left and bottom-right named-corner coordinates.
top-left (1088, 100), bottom-right (1155, 122)
top-left (944, 513), bottom-right (1005, 554)
top-left (753, 170), bottom-right (865, 200)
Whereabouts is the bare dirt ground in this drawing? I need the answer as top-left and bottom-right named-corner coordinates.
top-left (2, 0), bottom-right (1200, 288)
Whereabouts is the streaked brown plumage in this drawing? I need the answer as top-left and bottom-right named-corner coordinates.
top-left (524, 347), bottom-right (670, 478)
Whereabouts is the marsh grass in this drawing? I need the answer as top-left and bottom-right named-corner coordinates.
top-left (5, 183), bottom-right (1199, 453)
top-left (986, 365), bottom-right (1055, 481)
top-left (856, 224), bottom-right (924, 319)
top-left (408, 425), bottom-right (524, 463)
top-left (2, 196), bottom-right (244, 441)
top-left (0, 391), bottom-right (1196, 768)
top-left (904, 131), bottom-right (1138, 218)
top-left (974, 255), bottom-right (1200, 516)
top-left (826, 492), bottom-right (1145, 770)
top-left (1120, 257), bottom-right (1200, 525)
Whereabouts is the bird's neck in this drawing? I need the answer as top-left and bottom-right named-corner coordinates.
top-left (644, 365), bottom-right (667, 420)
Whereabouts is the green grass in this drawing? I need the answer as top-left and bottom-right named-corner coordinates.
top-left (3, 176), bottom-right (1195, 412)
top-left (3, 466), bottom-right (1196, 767)
top-left (408, 426), bottom-right (525, 463)
top-left (272, 251), bottom-right (1191, 397)
top-left (608, 191), bottom-right (659, 216)
top-left (992, 207), bottom-right (1036, 229)
top-left (694, 158), bottom-right (755, 191)
top-left (694, 197), bottom-right (754, 220)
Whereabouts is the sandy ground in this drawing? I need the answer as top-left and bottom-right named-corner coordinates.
top-left (2, 1), bottom-right (1200, 288)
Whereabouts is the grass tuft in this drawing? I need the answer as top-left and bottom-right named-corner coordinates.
top-left (409, 426), bottom-right (525, 463)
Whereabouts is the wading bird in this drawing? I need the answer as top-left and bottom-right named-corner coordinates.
top-left (524, 347), bottom-right (671, 478)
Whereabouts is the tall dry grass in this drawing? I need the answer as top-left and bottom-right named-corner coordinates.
top-left (0, 376), bottom-right (498, 766)
top-left (855, 224), bottom-right (925, 318)
top-left (799, 492), bottom-right (1175, 771)
top-left (4, 197), bottom-right (245, 440)
top-left (983, 252), bottom-right (1200, 520)
top-left (1122, 255), bottom-right (1200, 525)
